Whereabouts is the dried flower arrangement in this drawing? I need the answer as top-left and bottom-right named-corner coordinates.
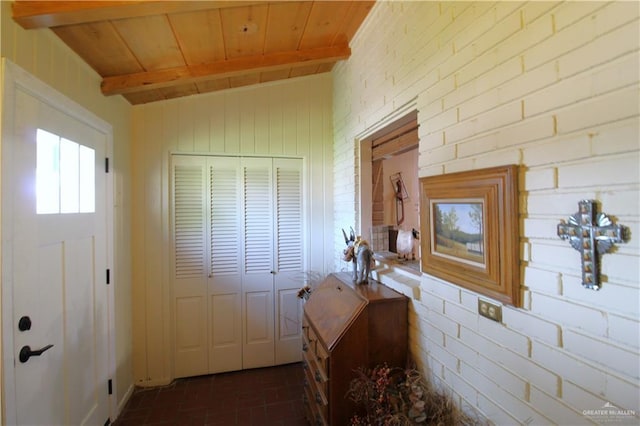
top-left (295, 270), bottom-right (327, 300)
top-left (297, 284), bottom-right (312, 300)
top-left (346, 364), bottom-right (483, 426)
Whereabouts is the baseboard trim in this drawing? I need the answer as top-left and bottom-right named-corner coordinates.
top-left (113, 383), bottom-right (135, 422)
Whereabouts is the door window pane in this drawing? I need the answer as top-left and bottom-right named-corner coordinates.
top-left (36, 129), bottom-right (61, 214)
top-left (36, 130), bottom-right (95, 214)
top-left (60, 139), bottom-right (80, 213)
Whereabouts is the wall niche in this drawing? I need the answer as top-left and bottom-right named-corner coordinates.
top-left (365, 111), bottom-right (420, 270)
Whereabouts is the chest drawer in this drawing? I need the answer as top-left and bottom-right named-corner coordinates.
top-left (302, 316), bottom-right (329, 424)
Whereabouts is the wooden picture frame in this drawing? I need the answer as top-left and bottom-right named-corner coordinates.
top-left (419, 165), bottom-right (520, 306)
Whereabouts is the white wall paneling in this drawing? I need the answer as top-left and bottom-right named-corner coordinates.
top-left (132, 74), bottom-right (334, 385)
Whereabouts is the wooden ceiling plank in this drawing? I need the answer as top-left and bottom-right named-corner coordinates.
top-left (219, 3), bottom-right (269, 59)
top-left (123, 89), bottom-right (166, 105)
top-left (288, 64), bottom-right (319, 78)
top-left (196, 78), bottom-right (231, 94)
top-left (333, 1), bottom-right (375, 45)
top-left (260, 69), bottom-right (291, 83)
top-left (158, 82), bottom-right (200, 99)
top-left (316, 62), bottom-right (335, 73)
top-left (12, 1), bottom-right (268, 29)
top-left (102, 44), bottom-right (350, 95)
top-left (229, 73), bottom-right (261, 88)
top-left (53, 22), bottom-right (143, 76)
top-left (298, 0), bottom-right (353, 49)
top-left (264, 1), bottom-right (312, 53)
top-left (169, 9), bottom-right (226, 65)
top-left (112, 15), bottom-right (185, 70)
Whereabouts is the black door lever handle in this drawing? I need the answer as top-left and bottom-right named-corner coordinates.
top-left (19, 344), bottom-right (54, 363)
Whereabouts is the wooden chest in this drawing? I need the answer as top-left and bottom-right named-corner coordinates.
top-left (302, 273), bottom-right (408, 425)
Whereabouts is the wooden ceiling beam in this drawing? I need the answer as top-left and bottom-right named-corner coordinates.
top-left (101, 44), bottom-right (351, 95)
top-left (12, 1), bottom-right (265, 29)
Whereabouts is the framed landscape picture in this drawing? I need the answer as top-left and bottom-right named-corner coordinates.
top-left (431, 200), bottom-right (486, 267)
top-left (419, 165), bottom-right (520, 307)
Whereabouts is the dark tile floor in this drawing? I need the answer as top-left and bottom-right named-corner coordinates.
top-left (114, 363), bottom-right (307, 426)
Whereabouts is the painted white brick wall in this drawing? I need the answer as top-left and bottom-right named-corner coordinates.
top-left (333, 1), bottom-right (640, 423)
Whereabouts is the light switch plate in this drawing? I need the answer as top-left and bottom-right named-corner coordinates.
top-left (478, 299), bottom-right (502, 322)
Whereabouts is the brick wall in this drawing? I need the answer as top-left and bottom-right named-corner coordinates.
top-left (333, 1), bottom-right (639, 423)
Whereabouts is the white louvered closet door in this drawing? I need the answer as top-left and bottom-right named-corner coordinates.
top-left (172, 155), bottom-right (303, 377)
top-left (208, 157), bottom-right (243, 373)
top-left (172, 156), bottom-right (209, 378)
top-left (241, 157), bottom-right (276, 368)
top-left (273, 158), bottom-right (304, 364)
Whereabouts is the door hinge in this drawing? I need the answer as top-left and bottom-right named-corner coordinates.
top-left (108, 379), bottom-right (113, 395)
top-left (106, 269), bottom-right (110, 285)
top-left (105, 157), bottom-right (110, 173)
top-left (104, 417), bottom-right (111, 426)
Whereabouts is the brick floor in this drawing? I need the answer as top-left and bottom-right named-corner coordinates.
top-left (113, 363), bottom-right (307, 426)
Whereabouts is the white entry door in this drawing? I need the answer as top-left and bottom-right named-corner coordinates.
top-left (2, 62), bottom-right (111, 425)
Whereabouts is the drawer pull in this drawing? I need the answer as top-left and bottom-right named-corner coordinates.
top-left (315, 392), bottom-right (322, 404)
top-left (302, 343), bottom-right (308, 352)
top-left (303, 361), bottom-right (309, 370)
top-left (314, 371), bottom-right (322, 383)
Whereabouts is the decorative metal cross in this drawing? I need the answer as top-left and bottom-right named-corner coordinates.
top-left (557, 200), bottom-right (628, 290)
